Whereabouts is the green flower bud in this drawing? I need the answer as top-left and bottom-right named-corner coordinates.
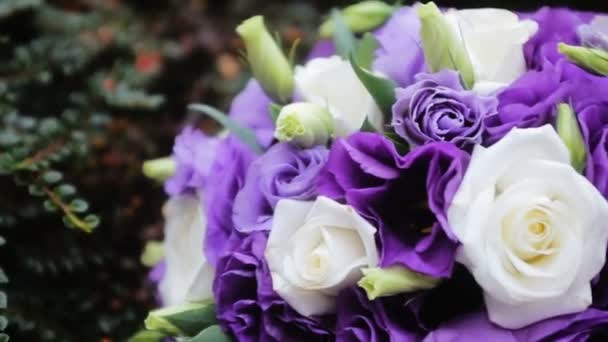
top-left (320, 1), bottom-right (396, 38)
top-left (140, 241), bottom-right (164, 267)
top-left (144, 301), bottom-right (217, 337)
top-left (358, 265), bottom-right (441, 300)
top-left (274, 102), bottom-right (333, 148)
top-left (556, 103), bottom-right (587, 173)
top-left (418, 2), bottom-right (475, 89)
top-left (558, 43), bottom-right (608, 76)
top-left (142, 156), bottom-right (176, 181)
top-left (237, 16), bottom-right (294, 103)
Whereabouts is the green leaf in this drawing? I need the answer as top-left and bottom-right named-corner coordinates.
top-left (42, 170), bottom-right (62, 184)
top-left (331, 9), bottom-right (357, 59)
top-left (69, 199), bottom-right (89, 213)
top-left (269, 103), bottom-right (282, 124)
top-left (0, 268), bottom-right (7, 283)
top-left (83, 214), bottom-right (100, 229)
top-left (145, 302), bottom-right (217, 337)
top-left (188, 104), bottom-right (263, 154)
top-left (0, 333), bottom-right (8, 342)
top-left (0, 292), bottom-right (6, 309)
top-left (356, 33), bottom-right (379, 70)
top-left (43, 200), bottom-right (58, 212)
top-left (0, 316), bottom-right (7, 331)
top-left (54, 184), bottom-right (76, 197)
top-left (128, 329), bottom-right (166, 342)
top-left (188, 325), bottom-right (231, 342)
top-left (28, 184), bottom-right (44, 196)
top-left (349, 54), bottom-right (397, 117)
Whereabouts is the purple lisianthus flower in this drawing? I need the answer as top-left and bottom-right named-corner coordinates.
top-left (392, 70), bottom-right (498, 149)
top-left (203, 136), bottom-right (256, 265)
top-left (164, 126), bottom-right (220, 195)
top-left (337, 287), bottom-right (423, 342)
top-left (578, 16), bottom-right (608, 50)
top-left (317, 133), bottom-right (470, 277)
top-left (214, 231), bottom-right (334, 342)
top-left (228, 79), bottom-right (275, 148)
top-left (307, 40), bottom-right (335, 60)
top-left (232, 143), bottom-right (328, 232)
top-left (522, 7), bottom-right (594, 70)
top-left (373, 6), bottom-right (426, 87)
top-left (422, 308), bottom-right (608, 342)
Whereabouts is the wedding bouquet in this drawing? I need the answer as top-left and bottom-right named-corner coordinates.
top-left (139, 1), bottom-right (608, 341)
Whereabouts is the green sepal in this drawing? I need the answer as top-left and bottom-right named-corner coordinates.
top-left (188, 325), bottom-right (232, 342)
top-left (556, 103), bottom-right (587, 173)
top-left (144, 301), bottom-right (218, 337)
top-left (349, 54), bottom-right (397, 117)
top-left (331, 8), bottom-right (357, 59)
top-left (558, 43), bottom-right (608, 76)
top-left (128, 329), bottom-right (166, 342)
top-left (188, 104), bottom-right (263, 154)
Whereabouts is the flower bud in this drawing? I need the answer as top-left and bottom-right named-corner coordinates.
top-left (142, 156), bottom-right (176, 181)
top-left (140, 240), bottom-right (164, 267)
top-left (274, 102), bottom-right (333, 148)
top-left (144, 301), bottom-right (217, 336)
top-left (319, 1), bottom-right (396, 38)
top-left (358, 265), bottom-right (440, 300)
top-left (236, 16), bottom-right (294, 103)
top-left (556, 103), bottom-right (587, 173)
top-left (418, 2), bottom-right (475, 89)
top-left (559, 43), bottom-right (608, 76)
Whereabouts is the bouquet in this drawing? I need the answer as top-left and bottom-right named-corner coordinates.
top-left (138, 2), bottom-right (608, 341)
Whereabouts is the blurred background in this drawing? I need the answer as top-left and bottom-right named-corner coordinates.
top-left (0, 0), bottom-right (607, 341)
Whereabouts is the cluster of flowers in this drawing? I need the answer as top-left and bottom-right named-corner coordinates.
top-left (145, 2), bottom-right (608, 341)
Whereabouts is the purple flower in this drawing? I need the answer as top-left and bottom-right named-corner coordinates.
top-left (422, 308), bottom-right (608, 342)
top-left (522, 8), bottom-right (594, 70)
top-left (213, 231), bottom-right (334, 342)
top-left (307, 40), bottom-right (335, 60)
top-left (317, 133), bottom-right (470, 277)
top-left (373, 6), bottom-right (426, 87)
top-left (391, 70), bottom-right (498, 149)
top-left (228, 79), bottom-right (275, 148)
top-left (203, 136), bottom-right (256, 266)
top-left (164, 126), bottom-right (220, 195)
top-left (232, 143), bottom-right (328, 232)
top-left (578, 16), bottom-right (608, 50)
top-left (336, 287), bottom-right (423, 342)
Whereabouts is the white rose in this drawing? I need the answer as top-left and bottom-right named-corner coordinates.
top-left (445, 8), bottom-right (538, 95)
top-left (294, 56), bottom-right (383, 136)
top-left (159, 193), bottom-right (214, 306)
top-left (448, 125), bottom-right (608, 329)
top-left (265, 196), bottom-right (379, 316)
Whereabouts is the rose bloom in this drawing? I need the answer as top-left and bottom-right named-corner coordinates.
top-left (445, 8), bottom-right (538, 95)
top-left (448, 125), bottom-right (608, 328)
top-left (265, 196), bottom-right (379, 316)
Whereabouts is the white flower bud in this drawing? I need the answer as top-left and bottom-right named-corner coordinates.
top-left (274, 102), bottom-right (333, 148)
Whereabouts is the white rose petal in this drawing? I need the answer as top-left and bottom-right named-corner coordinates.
top-left (445, 8), bottom-right (538, 95)
top-left (265, 196), bottom-right (379, 316)
top-left (295, 56), bottom-right (383, 136)
top-left (448, 125), bottom-right (608, 329)
top-left (159, 193), bottom-right (214, 306)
